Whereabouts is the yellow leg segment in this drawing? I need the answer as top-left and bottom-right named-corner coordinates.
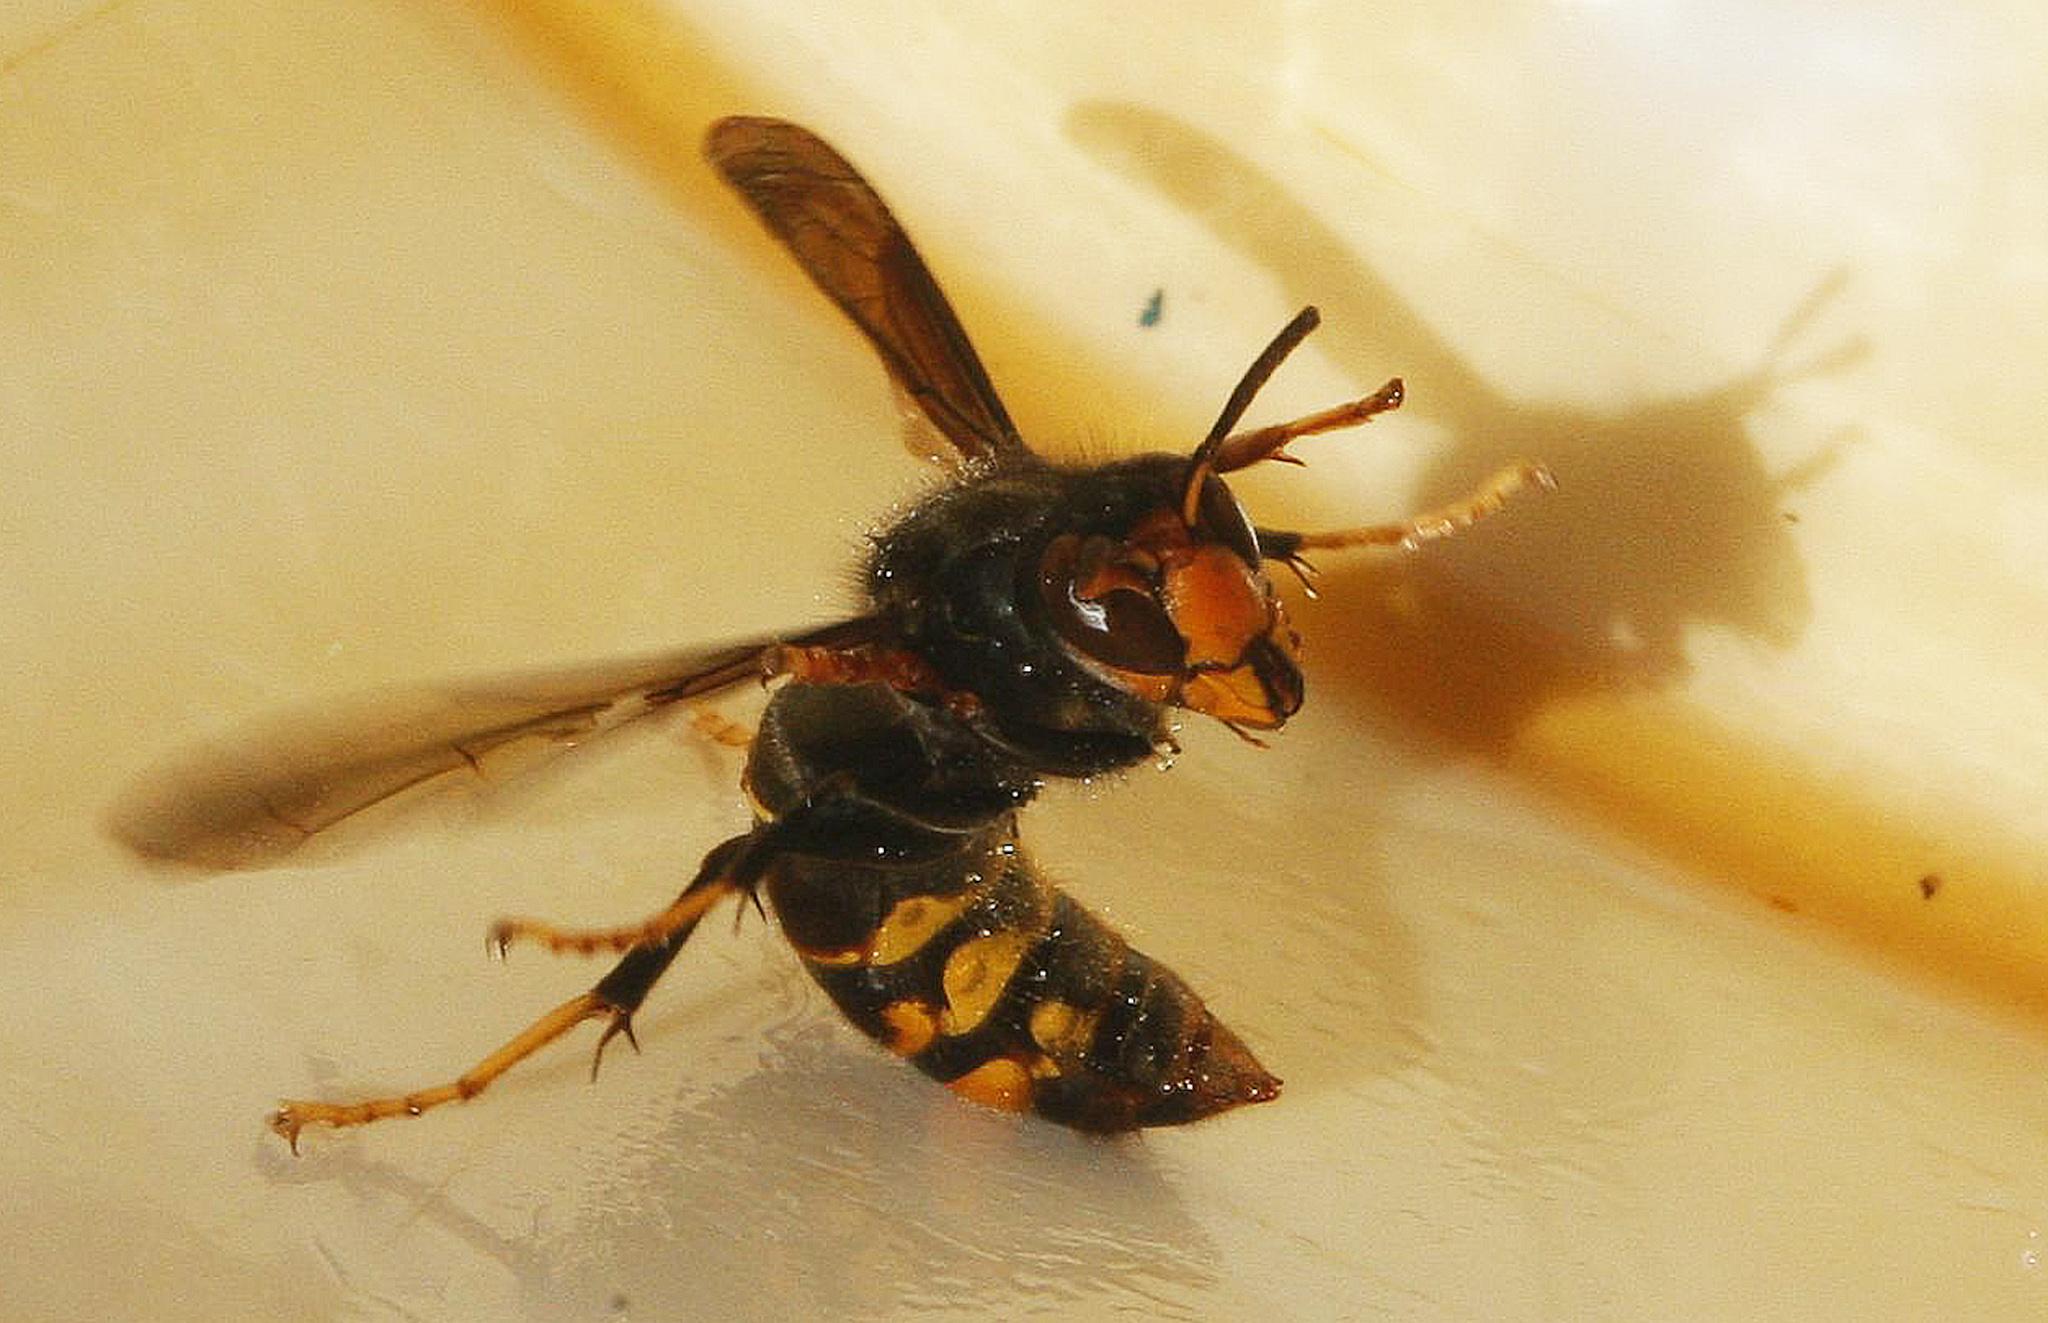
top-left (269, 990), bottom-right (617, 1152)
top-left (488, 882), bottom-right (737, 959)
top-left (1294, 461), bottom-right (1555, 553)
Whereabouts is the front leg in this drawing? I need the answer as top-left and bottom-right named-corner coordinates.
top-left (1260, 460), bottom-right (1555, 573)
top-left (770, 640), bottom-right (983, 718)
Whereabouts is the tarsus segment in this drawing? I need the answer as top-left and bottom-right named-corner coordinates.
top-left (1259, 461), bottom-right (1556, 568)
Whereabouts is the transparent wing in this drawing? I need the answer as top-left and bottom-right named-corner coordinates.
top-left (706, 116), bottom-right (1028, 466)
top-left (109, 618), bottom-right (883, 871)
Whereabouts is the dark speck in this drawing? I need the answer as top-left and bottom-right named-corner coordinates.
top-left (1138, 288), bottom-right (1164, 328)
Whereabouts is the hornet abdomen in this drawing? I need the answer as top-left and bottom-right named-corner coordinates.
top-left (746, 682), bottom-right (1279, 1131)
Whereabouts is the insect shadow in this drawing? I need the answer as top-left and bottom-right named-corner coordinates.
top-left (1067, 101), bottom-right (1863, 748)
top-left (263, 1008), bottom-right (1218, 1321)
top-left (570, 1016), bottom-right (1223, 1318)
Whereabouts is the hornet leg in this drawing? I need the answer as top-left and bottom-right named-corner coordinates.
top-left (1259, 461), bottom-right (1555, 575)
top-left (270, 835), bottom-right (754, 1151)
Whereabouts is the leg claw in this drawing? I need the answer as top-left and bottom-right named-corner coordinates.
top-left (590, 1010), bottom-right (638, 1081)
top-left (270, 1104), bottom-right (306, 1155)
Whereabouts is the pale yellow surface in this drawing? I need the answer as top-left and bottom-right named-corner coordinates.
top-left (5, 1), bottom-right (2048, 1319)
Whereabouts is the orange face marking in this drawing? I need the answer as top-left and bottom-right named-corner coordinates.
top-left (1038, 502), bottom-right (1305, 727)
top-left (1179, 664), bottom-right (1285, 729)
top-left (1159, 545), bottom-right (1272, 669)
top-left (945, 1057), bottom-right (1034, 1113)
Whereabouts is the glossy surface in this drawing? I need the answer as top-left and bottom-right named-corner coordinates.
top-left (5, 0), bottom-right (2048, 1318)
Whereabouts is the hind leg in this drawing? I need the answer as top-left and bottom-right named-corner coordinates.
top-left (270, 836), bottom-right (751, 1151)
